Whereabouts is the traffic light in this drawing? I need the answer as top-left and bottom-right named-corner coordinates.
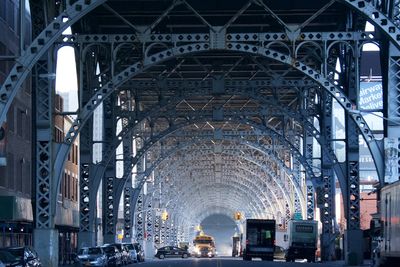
top-left (234, 212), bottom-right (242, 220)
top-left (161, 210), bottom-right (169, 221)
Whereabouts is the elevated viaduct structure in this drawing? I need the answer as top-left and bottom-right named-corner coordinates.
top-left (1, 0), bottom-right (399, 266)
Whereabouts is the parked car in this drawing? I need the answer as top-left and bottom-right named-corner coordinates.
top-left (155, 246), bottom-right (190, 259)
top-left (133, 243), bottom-right (145, 262)
top-left (101, 245), bottom-right (122, 267)
top-left (76, 247), bottom-right (107, 267)
top-left (0, 247), bottom-right (41, 267)
top-left (105, 244), bottom-right (129, 265)
top-left (274, 246), bottom-right (286, 260)
top-left (122, 243), bottom-right (137, 263)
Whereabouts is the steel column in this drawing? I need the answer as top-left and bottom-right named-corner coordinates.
top-left (33, 51), bottom-right (58, 266)
top-left (319, 93), bottom-right (336, 261)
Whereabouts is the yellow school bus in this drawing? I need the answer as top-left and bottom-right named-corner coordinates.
top-left (193, 234), bottom-right (216, 257)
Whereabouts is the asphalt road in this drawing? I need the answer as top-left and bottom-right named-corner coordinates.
top-left (126, 257), bottom-right (353, 267)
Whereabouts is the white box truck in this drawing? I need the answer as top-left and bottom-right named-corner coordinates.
top-left (285, 220), bottom-right (318, 262)
top-left (371, 180), bottom-right (400, 267)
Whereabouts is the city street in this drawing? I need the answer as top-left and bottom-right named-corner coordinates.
top-left (121, 258), bottom-right (368, 267)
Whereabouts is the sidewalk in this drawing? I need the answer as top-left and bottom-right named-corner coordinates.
top-left (323, 260), bottom-right (371, 267)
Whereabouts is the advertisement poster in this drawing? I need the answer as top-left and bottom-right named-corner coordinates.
top-left (359, 82), bottom-right (383, 110)
top-left (0, 123), bottom-right (6, 166)
top-left (384, 137), bottom-right (399, 184)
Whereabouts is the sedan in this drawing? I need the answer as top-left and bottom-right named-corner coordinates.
top-left (155, 246), bottom-right (190, 259)
top-left (101, 245), bottom-right (122, 267)
top-left (0, 247), bottom-right (41, 267)
top-left (76, 247), bottom-right (107, 267)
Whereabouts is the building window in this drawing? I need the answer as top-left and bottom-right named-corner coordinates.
top-left (75, 145), bottom-right (78, 164)
top-left (16, 158), bottom-right (22, 192)
top-left (7, 103), bottom-right (14, 132)
top-left (25, 115), bottom-right (30, 141)
top-left (68, 144), bottom-right (72, 161)
top-left (16, 109), bottom-right (23, 137)
top-left (63, 172), bottom-right (67, 198)
top-left (74, 178), bottom-right (78, 202)
top-left (7, 153), bottom-right (14, 190)
top-left (0, 0), bottom-right (6, 21)
top-left (0, 166), bottom-right (6, 187)
top-left (6, 0), bottom-right (15, 31)
top-left (67, 173), bottom-right (70, 199)
top-left (23, 161), bottom-right (30, 195)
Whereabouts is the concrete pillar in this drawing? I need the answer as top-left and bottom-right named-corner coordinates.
top-left (78, 231), bottom-right (96, 248)
top-left (143, 239), bottom-right (155, 259)
top-left (33, 228), bottom-right (58, 267)
top-left (345, 229), bottom-right (363, 266)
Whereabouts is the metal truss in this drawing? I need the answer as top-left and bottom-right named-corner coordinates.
top-left (319, 93), bottom-right (337, 261)
top-left (34, 54), bottom-right (55, 229)
top-left (129, 140), bottom-right (302, 230)
top-left (2, 1), bottom-right (400, 263)
top-left (53, 37), bottom-right (384, 187)
top-left (112, 119), bottom-right (312, 209)
top-left (85, 83), bottom-right (323, 195)
top-left (157, 157), bottom-right (282, 212)
top-left (123, 135), bottom-right (133, 240)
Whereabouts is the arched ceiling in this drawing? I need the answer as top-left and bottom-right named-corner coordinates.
top-left (66, 0), bottom-right (379, 231)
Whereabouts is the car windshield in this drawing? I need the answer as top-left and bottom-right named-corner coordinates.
top-left (102, 247), bottom-right (114, 253)
top-left (88, 248), bottom-right (101, 255)
top-left (124, 244), bottom-right (134, 250)
top-left (113, 244), bottom-right (121, 250)
top-left (0, 249), bottom-right (23, 262)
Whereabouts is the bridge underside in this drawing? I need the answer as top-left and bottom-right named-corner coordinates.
top-left (1, 0), bottom-right (400, 266)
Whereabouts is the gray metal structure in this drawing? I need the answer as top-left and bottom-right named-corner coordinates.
top-left (1, 0), bottom-right (400, 266)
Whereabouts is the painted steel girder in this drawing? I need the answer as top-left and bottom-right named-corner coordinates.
top-left (64, 31), bottom-right (376, 45)
top-left (0, 2), bottom-right (390, 193)
top-left (0, 0), bottom-right (106, 123)
top-left (124, 116), bottom-right (318, 182)
top-left (168, 183), bottom-right (268, 220)
top-left (39, 43), bottom-right (380, 223)
top-left (148, 163), bottom-right (278, 218)
top-left (34, 56), bottom-right (56, 228)
top-left (171, 147), bottom-right (296, 197)
top-left (53, 42), bottom-right (383, 185)
top-left (145, 147), bottom-right (288, 214)
top-left (155, 165), bottom-right (271, 214)
top-left (116, 125), bottom-right (310, 218)
top-left (155, 159), bottom-right (283, 213)
top-left (93, 84), bottom-right (320, 190)
top-left (114, 136), bottom-right (308, 230)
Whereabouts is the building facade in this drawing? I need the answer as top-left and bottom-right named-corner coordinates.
top-left (54, 94), bottom-right (80, 264)
top-left (0, 0), bottom-right (33, 248)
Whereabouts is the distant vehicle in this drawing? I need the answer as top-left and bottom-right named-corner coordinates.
top-left (285, 220), bottom-right (318, 262)
top-left (242, 219), bottom-right (276, 261)
top-left (193, 234), bottom-right (216, 257)
top-left (101, 245), bottom-right (122, 267)
top-left (122, 243), bottom-right (137, 263)
top-left (371, 180), bottom-right (400, 267)
top-left (155, 246), bottom-right (190, 259)
top-left (133, 243), bottom-right (145, 262)
top-left (274, 246), bottom-right (286, 260)
top-left (106, 244), bottom-right (129, 265)
top-left (0, 247), bottom-right (41, 267)
top-left (232, 236), bottom-right (241, 257)
top-left (76, 247), bottom-right (107, 267)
